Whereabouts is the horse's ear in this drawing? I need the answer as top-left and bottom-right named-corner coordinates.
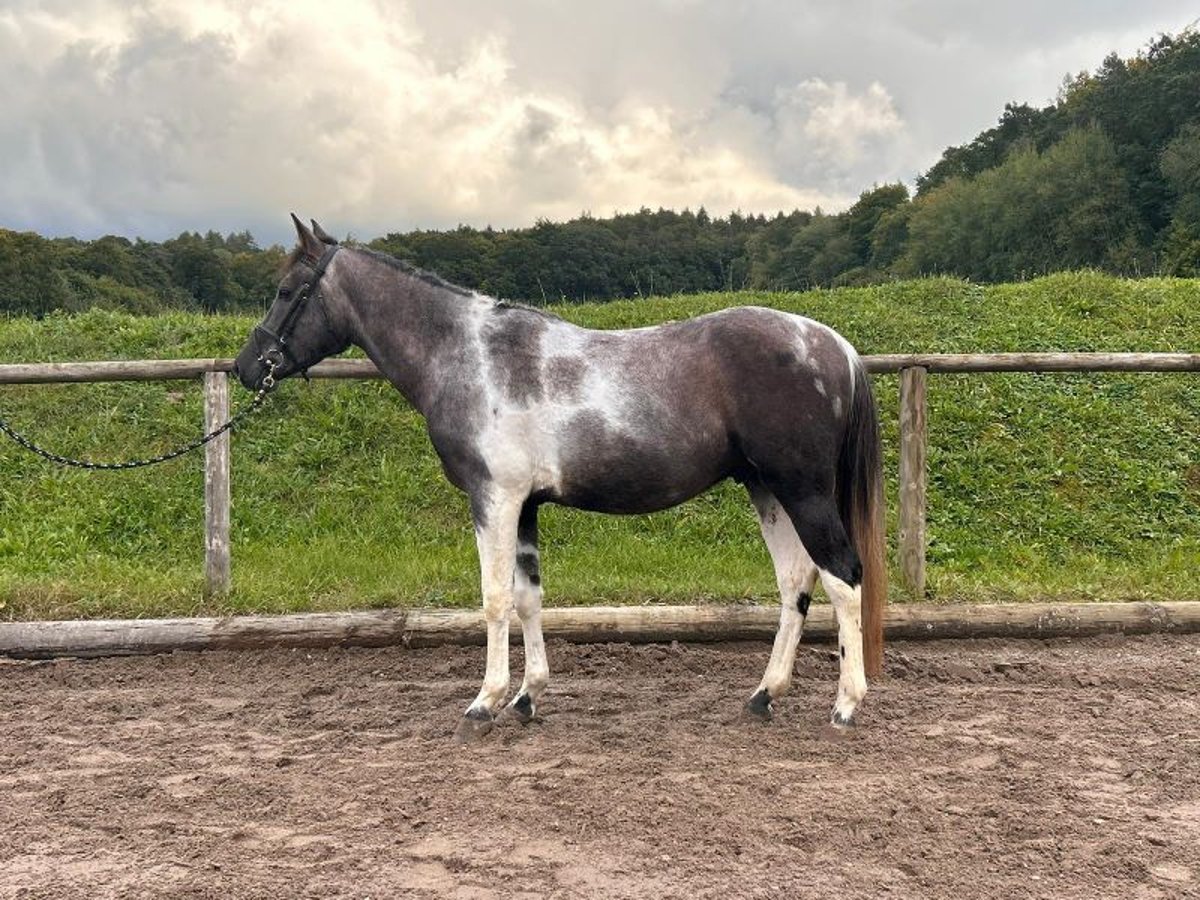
top-left (290, 212), bottom-right (324, 258)
top-left (311, 219), bottom-right (338, 246)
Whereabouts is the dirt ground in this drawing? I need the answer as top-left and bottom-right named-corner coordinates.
top-left (1, 632), bottom-right (1198, 900)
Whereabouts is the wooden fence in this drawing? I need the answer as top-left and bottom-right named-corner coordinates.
top-left (5, 601), bottom-right (1200, 659)
top-left (2, 353), bottom-right (1199, 600)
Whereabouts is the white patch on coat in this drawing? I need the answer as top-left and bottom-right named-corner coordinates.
top-left (477, 315), bottom-right (682, 498)
top-left (784, 312), bottom-right (858, 411)
top-left (547, 321), bottom-right (589, 356)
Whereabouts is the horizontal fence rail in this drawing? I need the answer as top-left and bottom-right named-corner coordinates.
top-left (2, 352), bottom-right (1198, 600)
top-left (3, 601), bottom-right (1199, 659)
top-left (0, 357), bottom-right (379, 384)
top-left (2, 352), bottom-right (1199, 384)
top-left (864, 352), bottom-right (1200, 373)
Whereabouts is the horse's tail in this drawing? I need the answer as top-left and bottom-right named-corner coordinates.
top-left (837, 355), bottom-right (887, 679)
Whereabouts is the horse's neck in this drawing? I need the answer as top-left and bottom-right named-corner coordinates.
top-left (343, 259), bottom-right (486, 415)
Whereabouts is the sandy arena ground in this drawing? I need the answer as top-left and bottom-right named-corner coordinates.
top-left (1, 632), bottom-right (1198, 899)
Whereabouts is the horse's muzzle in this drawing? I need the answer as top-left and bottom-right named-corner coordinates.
top-left (232, 345), bottom-right (268, 392)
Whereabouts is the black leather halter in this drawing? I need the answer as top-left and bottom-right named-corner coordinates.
top-left (252, 244), bottom-right (339, 380)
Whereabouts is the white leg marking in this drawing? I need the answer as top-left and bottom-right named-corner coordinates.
top-left (821, 570), bottom-right (868, 725)
top-left (511, 540), bottom-right (549, 714)
top-left (751, 492), bottom-right (818, 703)
top-left (465, 493), bottom-right (524, 719)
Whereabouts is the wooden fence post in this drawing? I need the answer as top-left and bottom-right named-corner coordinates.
top-left (898, 366), bottom-right (928, 597)
top-left (203, 372), bottom-right (231, 598)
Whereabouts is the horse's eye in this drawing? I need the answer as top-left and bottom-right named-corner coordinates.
top-left (278, 288), bottom-right (292, 300)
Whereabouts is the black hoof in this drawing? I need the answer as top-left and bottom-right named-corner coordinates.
top-left (509, 692), bottom-right (535, 724)
top-left (744, 689), bottom-right (774, 722)
top-left (454, 708), bottom-right (495, 744)
top-left (830, 708), bottom-right (857, 728)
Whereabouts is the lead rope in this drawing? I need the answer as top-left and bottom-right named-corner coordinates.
top-left (0, 363), bottom-right (276, 471)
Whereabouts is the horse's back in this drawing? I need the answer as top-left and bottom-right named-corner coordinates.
top-left (517, 305), bottom-right (859, 511)
top-left (578, 305), bottom-right (858, 428)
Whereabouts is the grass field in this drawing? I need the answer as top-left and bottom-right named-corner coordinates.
top-left (1, 271), bottom-right (1198, 620)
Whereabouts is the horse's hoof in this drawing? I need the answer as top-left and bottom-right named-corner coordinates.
top-left (830, 708), bottom-right (857, 728)
top-left (454, 709), bottom-right (495, 744)
top-left (744, 689), bottom-right (774, 722)
top-left (508, 692), bottom-right (535, 724)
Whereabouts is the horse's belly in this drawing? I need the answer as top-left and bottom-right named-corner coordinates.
top-left (555, 469), bottom-right (725, 514)
top-left (551, 414), bottom-right (733, 514)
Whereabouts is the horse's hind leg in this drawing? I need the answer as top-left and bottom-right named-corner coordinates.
top-left (745, 485), bottom-right (818, 721)
top-left (770, 489), bottom-right (869, 727)
top-left (508, 500), bottom-right (549, 723)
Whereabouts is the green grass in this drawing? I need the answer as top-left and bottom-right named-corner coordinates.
top-left (1, 271), bottom-right (1198, 620)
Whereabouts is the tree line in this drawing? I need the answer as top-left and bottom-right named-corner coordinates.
top-left (0, 229), bottom-right (286, 317)
top-left (2, 29), bottom-right (1198, 317)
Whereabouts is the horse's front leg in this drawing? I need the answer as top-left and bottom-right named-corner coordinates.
top-left (455, 490), bottom-right (523, 743)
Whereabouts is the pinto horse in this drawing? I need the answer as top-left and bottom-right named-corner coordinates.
top-left (234, 216), bottom-right (886, 741)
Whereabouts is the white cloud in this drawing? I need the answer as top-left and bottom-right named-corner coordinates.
top-left (771, 79), bottom-right (906, 199)
top-left (785, 80), bottom-right (902, 153)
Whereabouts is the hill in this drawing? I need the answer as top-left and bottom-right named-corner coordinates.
top-left (1, 272), bottom-right (1197, 620)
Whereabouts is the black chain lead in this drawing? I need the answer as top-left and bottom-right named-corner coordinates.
top-left (0, 368), bottom-right (275, 471)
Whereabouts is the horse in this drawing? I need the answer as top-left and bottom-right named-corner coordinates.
top-left (234, 215), bottom-right (886, 742)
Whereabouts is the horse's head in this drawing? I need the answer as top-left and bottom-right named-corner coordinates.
top-left (233, 214), bottom-right (351, 392)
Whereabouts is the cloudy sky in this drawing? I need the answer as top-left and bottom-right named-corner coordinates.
top-left (1, 0), bottom-right (1196, 245)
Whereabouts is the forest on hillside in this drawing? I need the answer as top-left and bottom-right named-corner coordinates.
top-left (2, 29), bottom-right (1198, 316)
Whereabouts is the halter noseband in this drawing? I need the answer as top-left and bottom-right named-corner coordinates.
top-left (252, 244), bottom-right (339, 387)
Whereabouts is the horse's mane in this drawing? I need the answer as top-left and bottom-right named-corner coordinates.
top-left (356, 248), bottom-right (475, 297)
top-left (280, 245), bottom-right (477, 299)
